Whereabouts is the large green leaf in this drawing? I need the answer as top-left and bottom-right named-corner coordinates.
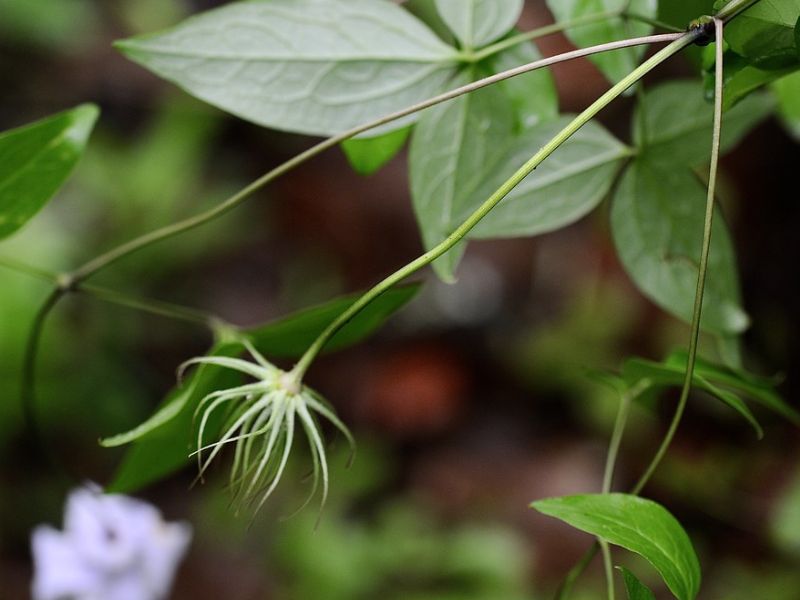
top-left (116, 0), bottom-right (460, 136)
top-left (434, 0), bottom-right (523, 49)
top-left (707, 51), bottom-right (798, 110)
top-left (532, 494), bottom-right (701, 600)
top-left (634, 80), bottom-right (774, 167)
top-left (0, 104), bottom-right (98, 240)
top-left (720, 0), bottom-right (800, 69)
top-left (104, 284), bottom-right (420, 491)
top-left (618, 567), bottom-right (656, 600)
top-left (488, 37), bottom-right (559, 130)
top-left (621, 355), bottom-right (764, 437)
top-left (469, 118), bottom-right (629, 240)
top-left (611, 157), bottom-right (746, 335)
top-left (409, 76), bottom-right (515, 281)
top-left (341, 126), bottom-right (411, 176)
top-left (545, 0), bottom-right (657, 86)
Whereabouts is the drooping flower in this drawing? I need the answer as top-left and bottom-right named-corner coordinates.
top-left (31, 484), bottom-right (192, 600)
top-left (185, 338), bottom-right (354, 515)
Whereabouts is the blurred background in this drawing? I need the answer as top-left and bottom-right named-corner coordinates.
top-left (1, 1), bottom-right (799, 598)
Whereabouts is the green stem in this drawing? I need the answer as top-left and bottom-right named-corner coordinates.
top-left (69, 33), bottom-right (680, 285)
top-left (0, 255), bottom-right (216, 328)
top-left (20, 288), bottom-right (68, 467)
top-left (0, 255), bottom-right (57, 284)
top-left (554, 545), bottom-right (600, 600)
top-left (290, 33), bottom-right (696, 385)
top-left (600, 540), bottom-right (616, 600)
top-left (631, 17), bottom-right (725, 496)
top-left (78, 284), bottom-right (216, 327)
top-left (715, 0), bottom-right (762, 22)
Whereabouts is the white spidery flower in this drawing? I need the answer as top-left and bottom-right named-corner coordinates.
top-left (30, 483), bottom-right (191, 600)
top-left (184, 339), bottom-right (355, 515)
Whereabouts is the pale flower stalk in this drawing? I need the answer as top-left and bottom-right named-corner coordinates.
top-left (31, 484), bottom-right (192, 600)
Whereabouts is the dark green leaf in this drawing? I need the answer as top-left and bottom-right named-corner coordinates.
top-left (488, 37), bottom-right (558, 130)
top-left (249, 283), bottom-right (420, 356)
top-left (105, 341), bottom-right (243, 492)
top-left (634, 80), bottom-right (773, 167)
top-left (721, 0), bottom-right (800, 69)
top-left (546, 0), bottom-right (657, 86)
top-left (0, 104), bottom-right (98, 240)
top-left (618, 566), bottom-right (656, 600)
top-left (533, 494), bottom-right (701, 600)
top-left (104, 284), bottom-right (420, 491)
top-left (341, 127), bottom-right (411, 176)
top-left (116, 0), bottom-right (460, 136)
top-left (622, 355), bottom-right (763, 437)
top-left (434, 0), bottom-right (523, 49)
top-left (664, 350), bottom-right (800, 425)
top-left (611, 157), bottom-right (747, 334)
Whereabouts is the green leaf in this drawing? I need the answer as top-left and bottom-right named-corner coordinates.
top-left (488, 37), bottom-right (559, 130)
top-left (341, 127), bottom-right (411, 176)
top-left (104, 284), bottom-right (420, 491)
top-left (659, 0), bottom-right (715, 30)
top-left (545, 0), bottom-right (657, 86)
top-left (618, 566), bottom-right (656, 600)
top-left (774, 70), bottom-right (800, 139)
top-left (434, 0), bottom-right (523, 49)
top-left (469, 117), bottom-right (629, 239)
top-left (410, 75), bottom-right (515, 282)
top-left (248, 283), bottom-right (421, 357)
top-left (635, 80), bottom-right (774, 167)
top-left (0, 104), bottom-right (98, 240)
top-left (116, 0), bottom-right (460, 137)
top-left (105, 341), bottom-right (243, 492)
top-left (532, 494), bottom-right (701, 600)
top-left (622, 355), bottom-right (764, 437)
top-left (664, 350), bottom-right (800, 425)
top-left (611, 157), bottom-right (747, 335)
top-left (720, 0), bottom-right (800, 69)
top-left (411, 99), bottom-right (627, 282)
top-left (707, 52), bottom-right (798, 110)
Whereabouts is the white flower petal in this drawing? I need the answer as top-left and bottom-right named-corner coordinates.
top-left (31, 525), bottom-right (100, 600)
top-left (140, 521), bottom-right (193, 597)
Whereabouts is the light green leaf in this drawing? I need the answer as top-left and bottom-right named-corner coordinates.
top-left (622, 355), bottom-right (764, 437)
top-left (532, 494), bottom-right (701, 600)
top-left (0, 104), bottom-right (98, 240)
top-left (774, 70), bottom-right (800, 139)
top-left (469, 117), bottom-right (629, 239)
top-left (104, 284), bottom-right (420, 491)
top-left (546, 0), bottom-right (657, 86)
top-left (410, 76), bottom-right (515, 281)
top-left (116, 0), bottom-right (460, 137)
top-left (341, 127), bottom-right (411, 176)
top-left (611, 157), bottom-right (747, 334)
top-left (488, 37), bottom-right (559, 130)
top-left (618, 566), bottom-right (656, 600)
top-left (720, 0), bottom-right (800, 69)
top-left (635, 80), bottom-right (774, 167)
top-left (434, 0), bottom-right (523, 49)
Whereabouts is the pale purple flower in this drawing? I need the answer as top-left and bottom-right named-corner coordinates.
top-left (31, 484), bottom-right (192, 600)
